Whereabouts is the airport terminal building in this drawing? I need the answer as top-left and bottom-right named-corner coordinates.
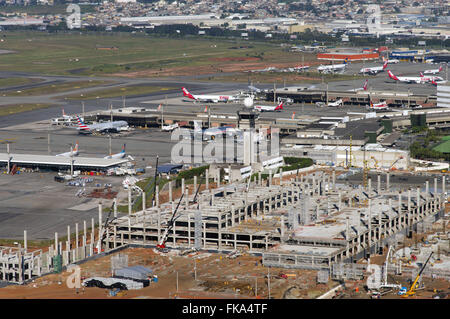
top-left (437, 82), bottom-right (450, 108)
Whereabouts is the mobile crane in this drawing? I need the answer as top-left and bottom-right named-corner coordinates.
top-left (399, 252), bottom-right (433, 297)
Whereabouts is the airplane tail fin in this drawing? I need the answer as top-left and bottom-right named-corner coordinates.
top-left (157, 104), bottom-right (162, 111)
top-left (439, 66), bottom-right (443, 72)
top-left (73, 141), bottom-right (79, 153)
top-left (275, 101), bottom-right (284, 110)
top-left (420, 72), bottom-right (424, 77)
top-left (182, 87), bottom-right (195, 99)
top-left (291, 112), bottom-right (295, 120)
top-left (204, 105), bottom-right (208, 113)
top-left (387, 70), bottom-right (398, 81)
top-left (77, 116), bottom-right (89, 131)
top-left (383, 61), bottom-right (388, 69)
top-left (363, 79), bottom-right (368, 91)
top-left (122, 143), bottom-right (126, 153)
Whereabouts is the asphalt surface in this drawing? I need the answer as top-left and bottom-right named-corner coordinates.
top-left (0, 60), bottom-right (446, 240)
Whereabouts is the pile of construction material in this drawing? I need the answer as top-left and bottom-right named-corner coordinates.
top-left (87, 188), bottom-right (117, 199)
top-left (83, 277), bottom-right (143, 290)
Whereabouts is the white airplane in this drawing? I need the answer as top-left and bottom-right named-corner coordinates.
top-left (193, 121), bottom-right (239, 140)
top-left (419, 72), bottom-right (444, 83)
top-left (292, 65), bottom-right (310, 72)
top-left (350, 79), bottom-right (369, 92)
top-left (317, 61), bottom-right (347, 74)
top-left (56, 141), bottom-right (79, 157)
top-left (423, 65), bottom-right (443, 75)
top-left (359, 61), bottom-right (388, 75)
top-left (328, 99), bottom-right (343, 107)
top-left (76, 116), bottom-right (129, 134)
top-left (162, 123), bottom-right (179, 132)
top-left (387, 70), bottom-right (426, 84)
top-left (104, 144), bottom-right (126, 159)
top-left (182, 87), bottom-right (236, 103)
top-left (383, 57), bottom-right (399, 64)
top-left (254, 101), bottom-right (284, 112)
top-left (369, 101), bottom-right (388, 110)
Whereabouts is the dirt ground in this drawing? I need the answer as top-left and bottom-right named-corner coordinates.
top-left (0, 248), bottom-right (335, 299)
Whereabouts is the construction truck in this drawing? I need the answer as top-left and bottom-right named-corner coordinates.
top-left (399, 252), bottom-right (433, 298)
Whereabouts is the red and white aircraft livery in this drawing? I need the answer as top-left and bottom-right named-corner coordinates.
top-left (423, 65), bottom-right (443, 75)
top-left (387, 70), bottom-right (426, 84)
top-left (359, 61), bottom-right (388, 75)
top-left (419, 72), bottom-right (444, 83)
top-left (254, 101), bottom-right (284, 112)
top-left (182, 87), bottom-right (236, 103)
top-left (363, 79), bottom-right (368, 91)
top-left (369, 101), bottom-right (388, 110)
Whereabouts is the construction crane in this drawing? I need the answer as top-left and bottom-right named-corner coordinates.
top-left (95, 201), bottom-right (117, 253)
top-left (400, 252), bottom-right (433, 297)
top-left (370, 156), bottom-right (379, 170)
top-left (390, 156), bottom-right (404, 171)
top-left (156, 192), bottom-right (184, 251)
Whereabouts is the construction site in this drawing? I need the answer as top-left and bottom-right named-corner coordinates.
top-left (0, 166), bottom-right (448, 299)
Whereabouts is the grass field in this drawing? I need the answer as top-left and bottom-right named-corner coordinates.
top-left (0, 77), bottom-right (42, 88)
top-left (64, 85), bottom-right (174, 100)
top-left (432, 137), bottom-right (450, 153)
top-left (0, 103), bottom-right (54, 116)
top-left (0, 31), bottom-right (313, 76)
top-left (0, 80), bottom-right (111, 96)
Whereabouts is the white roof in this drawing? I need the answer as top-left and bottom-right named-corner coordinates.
top-left (0, 153), bottom-right (129, 168)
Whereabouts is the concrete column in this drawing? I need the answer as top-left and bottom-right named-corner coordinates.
top-left (434, 178), bottom-right (438, 196)
top-left (91, 218), bottom-right (95, 244)
top-left (75, 223), bottom-right (79, 260)
top-left (426, 180), bottom-right (429, 199)
top-left (168, 181), bottom-right (173, 203)
top-left (332, 169), bottom-right (336, 191)
top-left (338, 192), bottom-right (342, 211)
top-left (281, 215), bottom-right (285, 238)
top-left (269, 170), bottom-right (272, 186)
top-left (83, 221), bottom-right (87, 247)
top-left (231, 204), bottom-right (236, 226)
top-left (442, 176), bottom-right (446, 194)
top-left (377, 174), bottom-right (381, 194)
top-left (346, 217), bottom-right (350, 241)
top-left (417, 187), bottom-right (421, 218)
top-left (113, 198), bottom-right (117, 218)
top-left (368, 199), bottom-right (372, 245)
top-left (156, 185), bottom-right (159, 208)
top-left (185, 188), bottom-right (189, 209)
top-left (128, 187), bottom-right (132, 214)
top-left (205, 169), bottom-right (209, 190)
top-left (188, 214), bottom-right (191, 248)
top-left (368, 178), bottom-right (372, 198)
top-left (98, 203), bottom-right (103, 241)
top-left (194, 175), bottom-right (197, 193)
top-left (142, 192), bottom-right (146, 211)
top-left (181, 178), bottom-right (185, 193)
top-left (386, 172), bottom-right (390, 191)
top-left (258, 172), bottom-right (262, 186)
top-left (217, 171), bottom-right (220, 188)
top-left (23, 230), bottom-right (27, 253)
top-left (54, 232), bottom-right (58, 255)
top-left (67, 225), bottom-right (71, 251)
top-left (157, 208), bottom-right (161, 242)
top-left (203, 222), bottom-right (206, 249)
top-left (398, 192), bottom-right (402, 215)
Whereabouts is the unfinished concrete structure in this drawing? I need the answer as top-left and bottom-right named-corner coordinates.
top-left (102, 171), bottom-right (447, 271)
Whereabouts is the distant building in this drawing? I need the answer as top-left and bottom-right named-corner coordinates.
top-left (317, 52), bottom-right (379, 61)
top-left (437, 82), bottom-right (450, 108)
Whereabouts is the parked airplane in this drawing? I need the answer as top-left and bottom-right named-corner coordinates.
top-left (328, 99), bottom-right (343, 107)
top-left (193, 121), bottom-right (238, 140)
top-left (387, 70), bottom-right (426, 84)
top-left (104, 144), bottom-right (126, 159)
top-left (76, 116), bottom-right (129, 134)
top-left (182, 87), bottom-right (236, 103)
top-left (162, 123), bottom-right (179, 132)
top-left (254, 101), bottom-right (284, 112)
top-left (419, 72), bottom-right (444, 83)
top-left (383, 57), bottom-right (400, 64)
top-left (317, 61), bottom-right (347, 74)
top-left (359, 61), bottom-right (388, 75)
top-left (56, 141), bottom-right (79, 157)
top-left (423, 65), bottom-right (443, 75)
top-left (369, 101), bottom-right (388, 110)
